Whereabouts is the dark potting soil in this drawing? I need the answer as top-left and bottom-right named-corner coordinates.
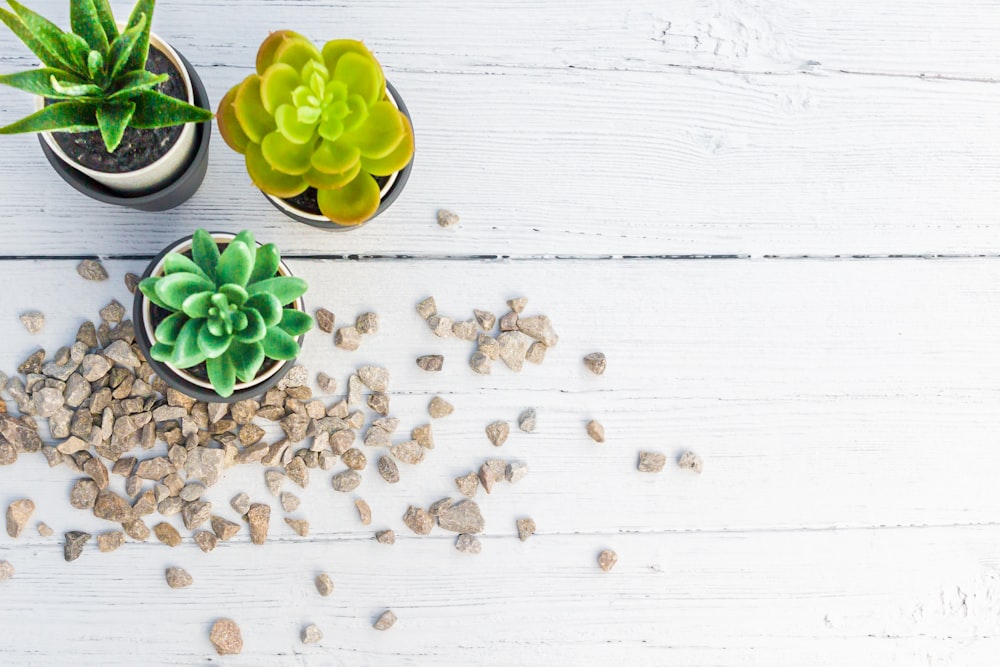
top-left (50, 46), bottom-right (186, 173)
top-left (282, 175), bottom-right (391, 216)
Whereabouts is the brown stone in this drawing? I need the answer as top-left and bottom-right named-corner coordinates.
top-left (373, 610), bottom-right (397, 631)
top-left (516, 518), bottom-right (536, 541)
top-left (402, 506), bottom-right (433, 535)
top-left (637, 452), bottom-right (666, 473)
top-left (315, 573), bottom-right (334, 596)
top-left (165, 567), bottom-right (193, 589)
top-left (6, 499), bottom-right (34, 538)
top-left (334, 326), bottom-right (362, 350)
top-left (678, 450), bottom-right (704, 473)
top-left (194, 530), bottom-right (218, 553)
top-left (455, 472), bottom-right (479, 498)
top-left (284, 517), bottom-right (309, 537)
top-left (247, 503), bottom-right (271, 544)
top-left (437, 501), bottom-right (485, 534)
top-left (210, 619), bottom-right (243, 655)
top-left (154, 522), bottom-right (182, 547)
top-left (93, 490), bottom-right (135, 523)
top-left (342, 448), bottom-right (367, 470)
top-left (455, 533), bottom-right (482, 554)
top-left (584, 352), bottom-right (607, 375)
top-left (375, 529), bottom-right (395, 545)
top-left (64, 531), bottom-right (90, 561)
top-left (355, 498), bottom-right (372, 525)
top-left (428, 396), bottom-right (454, 419)
top-left (76, 259), bottom-right (108, 281)
top-left (415, 297), bottom-right (436, 319)
top-left (586, 420), bottom-right (605, 443)
top-left (486, 421), bottom-right (509, 447)
top-left (416, 355), bottom-right (443, 372)
top-left (315, 308), bottom-right (335, 333)
top-left (97, 530), bottom-right (125, 552)
top-left (331, 469), bottom-right (362, 492)
top-left (598, 549), bottom-right (618, 572)
top-left (70, 478), bottom-right (99, 510)
top-left (377, 456), bottom-right (399, 484)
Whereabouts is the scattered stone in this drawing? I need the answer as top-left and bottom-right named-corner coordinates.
top-left (427, 315), bottom-right (453, 337)
top-left (356, 312), bottom-right (379, 334)
top-left (415, 297), bottom-right (436, 320)
top-left (390, 440), bottom-right (424, 465)
top-left (342, 448), bottom-right (367, 471)
top-left (0, 561), bottom-right (13, 581)
top-left (97, 530), bottom-right (125, 552)
top-left (486, 421), bottom-right (509, 447)
top-left (6, 499), bottom-right (34, 538)
top-left (315, 308), bottom-right (335, 334)
top-left (452, 320), bottom-right (478, 340)
top-left (315, 573), bottom-right (334, 596)
top-left (18, 349), bottom-right (45, 375)
top-left (316, 372), bottom-right (337, 394)
top-left (278, 365), bottom-right (308, 389)
top-left (411, 423), bottom-right (434, 449)
top-left (507, 297), bottom-right (528, 313)
top-left (373, 417), bottom-right (399, 433)
top-left (194, 531), bottom-right (218, 553)
top-left (525, 342), bottom-right (547, 364)
top-left (330, 430), bottom-right (356, 454)
top-left (181, 500), bottom-right (211, 530)
top-left (230, 492), bottom-right (251, 516)
top-left (402, 505), bottom-right (434, 535)
top-left (122, 519), bottom-right (150, 541)
top-left (184, 448), bottom-right (225, 487)
top-left (505, 460), bottom-right (529, 484)
top-left (637, 452), bottom-right (666, 473)
top-left (517, 315), bottom-right (558, 347)
top-left (516, 518), bottom-right (536, 541)
top-left (83, 457), bottom-right (110, 490)
top-left (584, 352), bottom-right (607, 375)
top-left (332, 469), bottom-right (362, 492)
top-left (153, 522), bottom-right (182, 547)
top-left (80, 354), bottom-right (111, 382)
top-left (438, 501), bottom-right (485, 534)
top-left (469, 351), bottom-right (492, 375)
top-left (210, 619), bottom-right (243, 656)
top-left (37, 522), bottom-right (54, 537)
top-left (416, 355), bottom-right (444, 372)
top-left (586, 420), bottom-right (605, 443)
top-left (347, 374), bottom-right (364, 406)
top-left (103, 339), bottom-right (139, 368)
top-left (455, 533), bottom-right (482, 554)
top-left (76, 321), bottom-right (99, 348)
top-left (285, 457), bottom-right (309, 488)
top-left (94, 490), bottom-right (136, 523)
top-left (334, 326), bottom-right (362, 351)
top-left (179, 482), bottom-right (205, 502)
top-left (375, 529), bottom-right (395, 544)
top-left (284, 517), bottom-right (309, 537)
top-left (377, 456), bottom-right (399, 484)
top-left (598, 549), bottom-right (618, 572)
top-left (99, 300), bottom-right (126, 324)
top-left (374, 610), bottom-right (397, 631)
top-left (678, 451), bottom-right (704, 473)
top-left (64, 531), bottom-right (90, 561)
top-left (497, 331), bottom-right (532, 371)
top-left (428, 497), bottom-right (453, 517)
top-left (473, 309), bottom-right (496, 330)
top-left (367, 392), bottom-right (390, 416)
top-left (124, 272), bottom-right (140, 294)
top-left (518, 408), bottom-right (537, 433)
top-left (19, 311), bottom-right (45, 334)
top-left (499, 311), bottom-right (519, 331)
top-left (355, 498), bottom-right (372, 525)
top-left (428, 396), bottom-right (453, 419)
top-left (280, 492), bottom-right (300, 513)
top-left (364, 426), bottom-right (392, 448)
top-left (437, 208), bottom-right (459, 227)
top-left (211, 515), bottom-right (240, 541)
top-left (70, 478), bottom-right (99, 509)
top-left (455, 472), bottom-right (479, 498)
top-left (477, 334), bottom-right (499, 360)
top-left (76, 259), bottom-right (108, 281)
top-left (301, 624), bottom-right (323, 644)
top-left (247, 504), bottom-right (271, 544)
top-left (358, 365), bottom-right (390, 392)
top-left (165, 567), bottom-right (193, 589)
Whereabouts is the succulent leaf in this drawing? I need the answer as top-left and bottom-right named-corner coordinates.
top-left (234, 75), bottom-right (276, 143)
top-left (216, 240), bottom-right (254, 288)
top-left (129, 89), bottom-right (213, 128)
top-left (261, 130), bottom-right (314, 175)
top-left (138, 276), bottom-right (169, 309)
top-left (191, 229), bottom-right (220, 282)
top-left (235, 308), bottom-right (266, 343)
top-left (261, 326), bottom-right (300, 360)
top-left (70, 0), bottom-right (109, 53)
top-left (0, 68), bottom-right (84, 97)
top-left (206, 354), bottom-right (236, 398)
top-left (149, 342), bottom-right (173, 362)
top-left (245, 141), bottom-right (307, 198)
top-left (246, 292), bottom-right (282, 327)
top-left (164, 251), bottom-right (212, 282)
top-left (249, 244), bottom-right (280, 285)
top-left (91, 0), bottom-right (119, 42)
top-left (0, 7), bottom-right (64, 71)
top-left (219, 283), bottom-right (249, 307)
top-left (316, 171), bottom-right (381, 225)
top-left (107, 70), bottom-right (168, 100)
top-left (197, 322), bottom-right (232, 359)
top-left (273, 36), bottom-right (321, 71)
top-left (260, 63), bottom-right (299, 114)
top-left (7, 0), bottom-right (79, 74)
top-left (332, 51), bottom-right (381, 107)
top-left (95, 100), bottom-right (135, 152)
top-left (229, 340), bottom-right (265, 383)
top-left (154, 310), bottom-right (187, 344)
top-left (256, 30), bottom-right (306, 75)
top-left (0, 100), bottom-right (98, 135)
top-left (310, 139), bottom-right (359, 174)
top-left (361, 113), bottom-right (414, 176)
top-left (180, 291), bottom-right (213, 318)
top-left (304, 160), bottom-right (360, 190)
top-left (171, 318), bottom-right (205, 368)
top-left (155, 272), bottom-right (215, 310)
top-left (122, 0), bottom-right (154, 73)
top-left (247, 276), bottom-right (307, 306)
top-left (343, 100), bottom-right (404, 159)
top-left (216, 84), bottom-right (250, 153)
top-left (106, 15), bottom-right (145, 80)
top-left (278, 308), bottom-right (313, 336)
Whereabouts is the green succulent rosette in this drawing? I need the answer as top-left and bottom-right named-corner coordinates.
top-left (217, 32), bottom-right (414, 225)
top-left (139, 229), bottom-right (313, 398)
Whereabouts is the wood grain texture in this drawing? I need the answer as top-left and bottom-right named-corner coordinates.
top-left (0, 258), bottom-right (999, 664)
top-left (0, 1), bottom-right (998, 256)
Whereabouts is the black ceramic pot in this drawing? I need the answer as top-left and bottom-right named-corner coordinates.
top-left (38, 47), bottom-right (212, 212)
top-left (264, 80), bottom-right (413, 230)
top-left (133, 232), bottom-right (306, 403)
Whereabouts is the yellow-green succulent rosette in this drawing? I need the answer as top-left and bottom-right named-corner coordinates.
top-left (217, 31), bottom-right (414, 225)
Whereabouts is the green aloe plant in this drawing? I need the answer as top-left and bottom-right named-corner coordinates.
top-left (139, 229), bottom-right (313, 398)
top-left (0, 0), bottom-right (213, 152)
top-left (217, 31), bottom-right (414, 225)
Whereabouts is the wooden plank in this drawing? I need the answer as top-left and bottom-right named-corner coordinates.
top-left (0, 4), bottom-right (998, 256)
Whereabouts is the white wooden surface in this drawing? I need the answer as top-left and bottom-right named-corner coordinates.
top-left (0, 1), bottom-right (998, 665)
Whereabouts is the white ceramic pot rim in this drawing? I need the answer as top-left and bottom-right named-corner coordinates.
top-left (265, 84), bottom-right (404, 223)
top-left (37, 29), bottom-right (197, 194)
top-left (142, 232), bottom-right (304, 392)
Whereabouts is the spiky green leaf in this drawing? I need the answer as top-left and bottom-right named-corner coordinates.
top-left (129, 89), bottom-right (214, 129)
top-left (0, 68), bottom-right (82, 98)
top-left (91, 0), bottom-right (118, 43)
top-left (0, 101), bottom-right (97, 135)
top-left (153, 311), bottom-right (187, 345)
top-left (261, 326), bottom-right (300, 360)
top-left (216, 240), bottom-right (253, 288)
top-left (163, 251), bottom-right (212, 282)
top-left (245, 292), bottom-right (282, 327)
top-left (6, 0), bottom-right (79, 74)
top-left (50, 75), bottom-right (102, 97)
top-left (86, 50), bottom-right (105, 83)
top-left (191, 230), bottom-right (220, 283)
top-left (229, 340), bottom-right (265, 383)
top-left (106, 16), bottom-right (145, 80)
top-left (70, 0), bottom-right (109, 53)
top-left (277, 308), bottom-right (313, 337)
top-left (171, 318), bottom-right (206, 368)
top-left (61, 32), bottom-right (92, 73)
top-left (154, 272), bottom-right (215, 310)
top-left (95, 100), bottom-right (136, 152)
top-left (123, 0), bottom-right (154, 72)
top-left (247, 276), bottom-right (307, 306)
top-left (249, 244), bottom-right (280, 284)
top-left (108, 70), bottom-right (168, 100)
top-left (206, 353), bottom-right (236, 398)
top-left (0, 7), bottom-right (63, 70)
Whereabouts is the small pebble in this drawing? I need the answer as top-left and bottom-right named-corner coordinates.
top-left (247, 503), bottom-right (271, 544)
top-left (280, 492), bottom-right (300, 512)
top-left (456, 472), bottom-right (479, 498)
top-left (165, 567), bottom-right (193, 589)
top-left (402, 505), bottom-right (434, 535)
top-left (356, 312), bottom-right (379, 334)
top-left (516, 518), bottom-right (536, 541)
top-left (99, 300), bottom-right (125, 324)
top-left (469, 351), bottom-right (492, 375)
top-left (230, 492), bottom-right (251, 515)
top-left (586, 420), bottom-right (605, 443)
top-left (76, 259), bottom-right (108, 281)
top-left (97, 531), bottom-right (125, 552)
top-left (678, 450), bottom-right (703, 473)
top-left (598, 549), bottom-right (618, 572)
top-left (334, 326), bottom-right (362, 351)
top-left (473, 309), bottom-right (496, 330)
top-left (416, 355), bottom-right (444, 372)
top-left (210, 618), bottom-right (243, 656)
top-left (316, 573), bottom-right (334, 596)
top-left (19, 311), bottom-right (45, 334)
top-left (455, 533), bottom-right (482, 554)
top-left (377, 456), bottom-right (400, 484)
top-left (285, 517), bottom-right (309, 537)
top-left (507, 297), bottom-right (528, 313)
top-left (154, 522), bottom-right (182, 547)
top-left (637, 452), bottom-right (666, 473)
top-left (355, 498), bottom-right (372, 525)
top-left (64, 530), bottom-right (90, 561)
top-left (37, 522), bottom-right (54, 537)
top-left (0, 560), bottom-right (12, 581)
top-left (486, 421), bottom-right (509, 447)
top-left (505, 460), bottom-right (529, 484)
top-left (584, 352), bottom-right (607, 375)
top-left (373, 610), bottom-right (397, 631)
top-left (518, 408), bottom-right (536, 433)
top-left (428, 396), bottom-right (454, 419)
top-left (415, 296), bottom-right (437, 320)
top-left (124, 272), bottom-right (140, 294)
top-left (315, 308), bottom-right (335, 334)
top-left (437, 209), bottom-right (459, 227)
top-left (6, 498), bottom-right (34, 538)
top-left (375, 529), bottom-right (396, 544)
top-left (316, 371), bottom-right (337, 394)
top-left (301, 624), bottom-right (323, 644)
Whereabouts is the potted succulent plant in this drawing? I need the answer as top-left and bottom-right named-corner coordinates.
top-left (133, 229), bottom-right (313, 401)
top-left (0, 0), bottom-right (213, 211)
top-left (216, 31), bottom-right (414, 229)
